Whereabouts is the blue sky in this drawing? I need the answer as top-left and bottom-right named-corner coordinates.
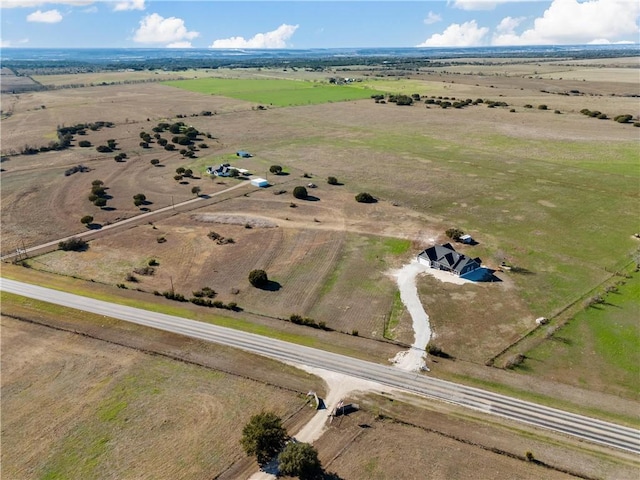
top-left (1, 1), bottom-right (638, 49)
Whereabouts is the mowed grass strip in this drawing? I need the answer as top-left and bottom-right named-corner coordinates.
top-left (162, 77), bottom-right (372, 106)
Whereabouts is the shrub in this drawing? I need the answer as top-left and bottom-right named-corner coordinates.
top-left (133, 266), bottom-right (155, 276)
top-left (614, 114), bottom-right (633, 123)
top-left (58, 237), bottom-right (88, 251)
top-left (523, 104), bottom-right (533, 109)
top-left (150, 159), bottom-right (160, 166)
top-left (293, 186), bottom-right (308, 199)
top-left (327, 176), bottom-right (339, 185)
top-left (80, 215), bottom-right (93, 225)
top-left (78, 140), bottom-right (91, 147)
top-left (445, 227), bottom-right (464, 241)
top-left (96, 145), bottom-right (112, 153)
top-left (269, 165), bottom-right (283, 175)
top-left (93, 197), bottom-right (107, 208)
top-left (355, 192), bottom-right (375, 203)
top-left (249, 269), bottom-right (269, 288)
top-left (537, 104), bottom-right (548, 110)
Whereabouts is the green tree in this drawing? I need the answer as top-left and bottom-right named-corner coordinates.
top-left (150, 159), bottom-right (160, 166)
top-left (240, 411), bottom-right (288, 465)
top-left (80, 215), bottom-right (93, 226)
top-left (248, 269), bottom-right (269, 288)
top-left (94, 197), bottom-right (107, 208)
top-left (269, 165), bottom-right (283, 175)
top-left (133, 193), bottom-right (146, 207)
top-left (176, 167), bottom-right (186, 175)
top-left (445, 227), bottom-right (464, 241)
top-left (78, 140), bottom-right (91, 147)
top-left (278, 442), bottom-right (322, 480)
top-left (191, 186), bottom-right (201, 196)
top-left (293, 186), bottom-right (308, 199)
top-left (327, 176), bottom-right (338, 185)
top-left (355, 192), bottom-right (375, 203)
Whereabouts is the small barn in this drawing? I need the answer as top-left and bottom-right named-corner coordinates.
top-left (251, 177), bottom-right (269, 188)
top-left (236, 150), bottom-right (253, 158)
top-left (417, 243), bottom-right (481, 277)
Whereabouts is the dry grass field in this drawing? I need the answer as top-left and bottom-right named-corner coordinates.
top-left (1, 56), bottom-right (639, 478)
top-left (1, 315), bottom-right (315, 480)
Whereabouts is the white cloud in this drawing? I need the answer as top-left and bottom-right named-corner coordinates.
top-left (113, 0), bottom-right (144, 11)
top-left (166, 41), bottom-right (193, 48)
top-left (27, 9), bottom-right (62, 23)
top-left (423, 11), bottom-right (442, 25)
top-left (210, 24), bottom-right (299, 49)
top-left (133, 13), bottom-right (199, 45)
top-left (2, 0), bottom-right (93, 7)
top-left (417, 20), bottom-right (489, 47)
top-left (495, 16), bottom-right (524, 34)
top-left (491, 0), bottom-right (640, 45)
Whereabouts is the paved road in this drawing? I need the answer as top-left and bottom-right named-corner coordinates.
top-left (2, 278), bottom-right (639, 455)
top-left (0, 181), bottom-right (250, 261)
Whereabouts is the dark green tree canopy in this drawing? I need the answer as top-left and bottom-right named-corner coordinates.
top-left (240, 411), bottom-right (288, 465)
top-left (270, 165), bottom-right (283, 175)
top-left (248, 269), bottom-right (269, 288)
top-left (293, 186), bottom-right (308, 199)
top-left (278, 442), bottom-right (322, 480)
top-left (355, 192), bottom-right (375, 203)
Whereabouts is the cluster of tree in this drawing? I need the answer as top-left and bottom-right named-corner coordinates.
top-left (88, 179), bottom-right (109, 208)
top-left (192, 286), bottom-right (216, 298)
top-left (58, 237), bottom-right (88, 251)
top-left (15, 121), bottom-right (114, 156)
top-left (387, 94), bottom-right (413, 106)
top-left (207, 231), bottom-right (234, 245)
top-left (289, 314), bottom-right (331, 331)
top-left (241, 411), bottom-right (323, 479)
top-left (580, 109), bottom-right (639, 125)
top-left (96, 139), bottom-right (117, 153)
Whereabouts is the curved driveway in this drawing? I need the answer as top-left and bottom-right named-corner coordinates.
top-left (1, 278), bottom-right (639, 455)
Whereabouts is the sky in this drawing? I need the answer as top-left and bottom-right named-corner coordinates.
top-left (1, 0), bottom-right (639, 49)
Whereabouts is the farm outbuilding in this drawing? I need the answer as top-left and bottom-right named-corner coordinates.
top-left (251, 177), bottom-right (269, 188)
top-left (459, 234), bottom-right (473, 244)
top-left (236, 150), bottom-right (253, 158)
top-left (417, 243), bottom-right (481, 277)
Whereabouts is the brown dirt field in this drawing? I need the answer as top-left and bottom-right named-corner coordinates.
top-left (1, 315), bottom-right (315, 480)
top-left (315, 392), bottom-right (639, 480)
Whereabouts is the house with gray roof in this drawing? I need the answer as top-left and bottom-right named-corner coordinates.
top-left (417, 243), bottom-right (481, 277)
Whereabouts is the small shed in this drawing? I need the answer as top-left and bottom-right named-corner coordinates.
top-left (460, 234), bottom-right (473, 244)
top-left (251, 177), bottom-right (269, 188)
top-left (236, 150), bottom-right (253, 158)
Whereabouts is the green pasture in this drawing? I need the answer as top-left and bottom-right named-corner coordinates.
top-left (266, 123), bottom-right (638, 319)
top-left (162, 77), bottom-right (372, 106)
top-left (521, 269), bottom-right (640, 399)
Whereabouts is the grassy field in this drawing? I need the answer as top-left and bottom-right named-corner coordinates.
top-left (162, 77), bottom-right (373, 106)
top-left (518, 268), bottom-right (640, 400)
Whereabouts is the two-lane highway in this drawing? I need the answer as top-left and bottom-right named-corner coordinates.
top-left (2, 278), bottom-right (638, 454)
